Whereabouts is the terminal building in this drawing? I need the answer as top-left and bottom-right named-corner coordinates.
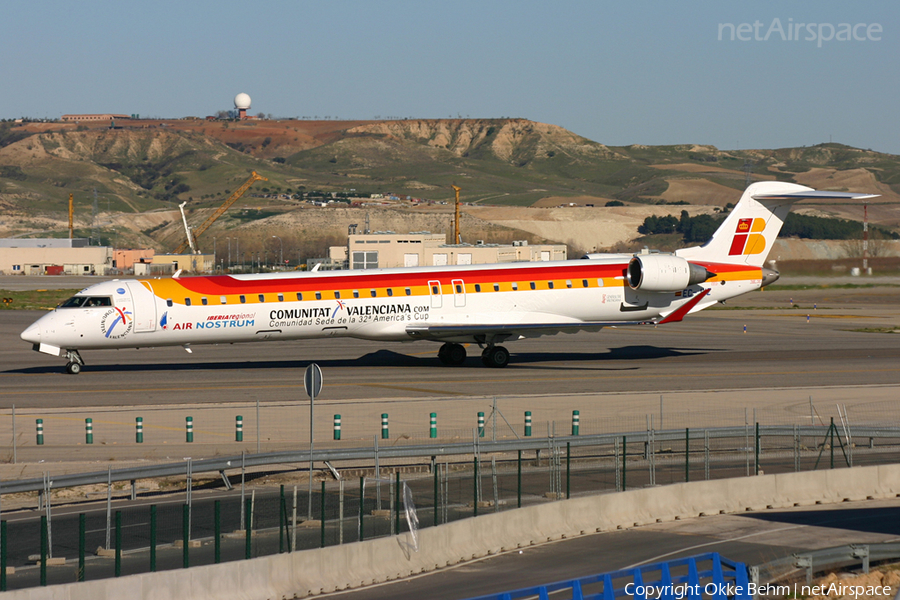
top-left (325, 231), bottom-right (567, 270)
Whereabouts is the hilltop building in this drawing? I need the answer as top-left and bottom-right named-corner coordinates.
top-left (61, 114), bottom-right (131, 122)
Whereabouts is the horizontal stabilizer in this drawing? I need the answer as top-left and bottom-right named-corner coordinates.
top-left (752, 190), bottom-right (879, 201)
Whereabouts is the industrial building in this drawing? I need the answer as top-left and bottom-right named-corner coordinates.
top-left (326, 231), bottom-right (566, 270)
top-left (148, 254), bottom-right (215, 275)
top-left (0, 239), bottom-right (114, 276)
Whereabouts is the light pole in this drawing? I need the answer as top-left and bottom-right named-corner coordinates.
top-left (272, 236), bottom-right (283, 269)
top-left (226, 237), bottom-right (231, 270)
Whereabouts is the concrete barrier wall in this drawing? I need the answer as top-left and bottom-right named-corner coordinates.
top-left (10, 464), bottom-right (900, 600)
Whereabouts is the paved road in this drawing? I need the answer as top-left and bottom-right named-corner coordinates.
top-left (328, 498), bottom-right (900, 600)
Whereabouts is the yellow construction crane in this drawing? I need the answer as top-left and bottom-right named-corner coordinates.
top-left (174, 171), bottom-right (268, 254)
top-left (451, 184), bottom-right (462, 244)
top-left (68, 193), bottom-right (74, 239)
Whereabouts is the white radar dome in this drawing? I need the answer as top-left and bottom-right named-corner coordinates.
top-left (234, 93), bottom-right (252, 109)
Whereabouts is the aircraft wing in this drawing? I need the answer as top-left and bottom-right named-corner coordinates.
top-left (405, 320), bottom-right (652, 343)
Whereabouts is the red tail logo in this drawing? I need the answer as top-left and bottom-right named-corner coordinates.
top-left (729, 218), bottom-right (766, 255)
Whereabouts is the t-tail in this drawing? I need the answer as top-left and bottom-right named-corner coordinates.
top-left (676, 182), bottom-right (878, 275)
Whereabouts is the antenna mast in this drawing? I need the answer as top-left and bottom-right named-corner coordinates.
top-left (451, 185), bottom-right (462, 243)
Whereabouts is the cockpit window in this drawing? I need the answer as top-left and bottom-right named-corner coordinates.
top-left (59, 296), bottom-right (111, 308)
top-left (59, 296), bottom-right (87, 308)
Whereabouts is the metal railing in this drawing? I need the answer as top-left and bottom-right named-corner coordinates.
top-left (3, 422), bottom-right (895, 497)
top-left (463, 552), bottom-right (752, 600)
top-left (751, 542), bottom-right (900, 586)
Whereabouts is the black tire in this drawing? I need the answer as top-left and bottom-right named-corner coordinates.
top-left (482, 346), bottom-right (510, 368)
top-left (446, 343), bottom-right (467, 366)
top-left (66, 362), bottom-right (82, 375)
top-left (437, 343), bottom-right (452, 365)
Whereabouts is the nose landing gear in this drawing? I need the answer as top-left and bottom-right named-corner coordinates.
top-left (65, 349), bottom-right (85, 375)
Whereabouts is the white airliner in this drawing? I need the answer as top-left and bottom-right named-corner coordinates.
top-left (20, 182), bottom-right (876, 374)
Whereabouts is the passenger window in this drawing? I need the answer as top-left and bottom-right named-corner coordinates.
top-left (335, 291), bottom-right (341, 299)
top-left (353, 290), bottom-right (360, 298)
top-left (475, 284), bottom-right (481, 292)
top-left (278, 293), bottom-right (284, 302)
top-left (529, 282), bottom-right (536, 290)
top-left (201, 297), bottom-right (208, 306)
top-left (296, 292), bottom-right (303, 301)
top-left (582, 279), bottom-right (588, 288)
top-left (431, 285), bottom-right (439, 294)
top-left (548, 281), bottom-right (554, 289)
top-left (185, 298), bottom-right (192, 306)
top-left (493, 283), bottom-right (500, 292)
top-left (240, 295), bottom-right (246, 304)
top-left (387, 289), bottom-right (393, 297)
top-left (370, 289), bottom-right (377, 297)
top-left (566, 280), bottom-right (572, 289)
top-left (166, 299), bottom-right (173, 307)
top-left (258, 294), bottom-right (265, 303)
top-left (597, 279), bottom-right (604, 287)
top-left (405, 288), bottom-right (411, 296)
top-left (512, 282), bottom-right (518, 291)
top-left (220, 296), bottom-right (227, 304)
top-left (315, 292), bottom-right (322, 300)
top-left (455, 284), bottom-right (462, 293)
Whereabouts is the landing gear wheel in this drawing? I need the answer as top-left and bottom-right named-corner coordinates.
top-left (64, 349), bottom-right (84, 375)
top-left (481, 346), bottom-right (510, 368)
top-left (438, 343), bottom-right (451, 365)
top-left (438, 343), bottom-right (467, 366)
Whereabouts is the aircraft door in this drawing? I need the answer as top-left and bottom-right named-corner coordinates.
top-left (126, 282), bottom-right (158, 332)
top-left (428, 280), bottom-right (442, 309)
top-left (452, 279), bottom-right (466, 307)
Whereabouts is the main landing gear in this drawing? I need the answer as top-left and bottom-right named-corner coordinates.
top-left (437, 342), bottom-right (467, 366)
top-left (437, 343), bottom-right (510, 368)
top-left (65, 349), bottom-right (85, 375)
top-left (481, 345), bottom-right (510, 368)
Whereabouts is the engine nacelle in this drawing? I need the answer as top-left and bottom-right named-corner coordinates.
top-left (626, 255), bottom-right (712, 292)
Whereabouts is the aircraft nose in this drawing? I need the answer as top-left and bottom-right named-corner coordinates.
top-left (20, 320), bottom-right (41, 344)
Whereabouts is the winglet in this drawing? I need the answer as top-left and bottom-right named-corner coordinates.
top-left (658, 288), bottom-right (711, 324)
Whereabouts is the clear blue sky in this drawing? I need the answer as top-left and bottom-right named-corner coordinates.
top-left (4, 0), bottom-right (898, 154)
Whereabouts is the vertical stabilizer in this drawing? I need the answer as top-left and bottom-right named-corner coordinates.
top-left (677, 182), bottom-right (877, 267)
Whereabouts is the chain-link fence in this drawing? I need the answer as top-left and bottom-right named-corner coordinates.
top-left (1, 392), bottom-right (893, 462)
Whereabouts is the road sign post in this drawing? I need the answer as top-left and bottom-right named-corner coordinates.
top-left (304, 363), bottom-right (323, 521)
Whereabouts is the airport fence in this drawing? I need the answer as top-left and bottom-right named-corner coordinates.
top-left (2, 418), bottom-right (900, 590)
top-left (0, 392), bottom-right (893, 463)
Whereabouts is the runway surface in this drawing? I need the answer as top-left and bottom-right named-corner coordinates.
top-left (2, 285), bottom-right (899, 409)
